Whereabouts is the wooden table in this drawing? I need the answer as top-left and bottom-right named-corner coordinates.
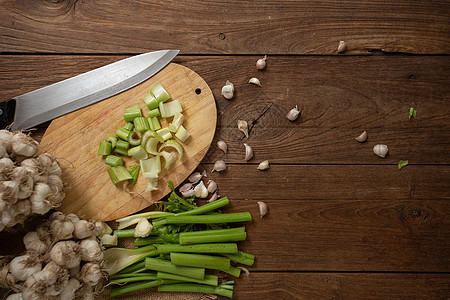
top-left (1, 1), bottom-right (449, 298)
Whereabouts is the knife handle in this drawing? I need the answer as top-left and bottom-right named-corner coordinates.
top-left (0, 99), bottom-right (16, 129)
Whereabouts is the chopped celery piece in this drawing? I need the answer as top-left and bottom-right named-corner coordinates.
top-left (98, 141), bottom-right (112, 155)
top-left (156, 128), bottom-right (172, 141)
top-left (148, 116), bottom-right (161, 131)
top-left (144, 138), bottom-right (160, 155)
top-left (145, 177), bottom-right (159, 192)
top-left (175, 125), bottom-right (190, 142)
top-left (116, 127), bottom-right (130, 141)
top-left (141, 130), bottom-right (154, 147)
top-left (140, 155), bottom-right (161, 178)
top-left (105, 136), bottom-right (117, 148)
top-left (148, 108), bottom-right (161, 118)
top-left (128, 165), bottom-right (140, 185)
top-left (150, 81), bottom-right (171, 103)
top-left (101, 234), bottom-right (118, 247)
top-left (124, 105), bottom-right (142, 122)
top-left (169, 112), bottom-right (184, 132)
top-left (124, 122), bottom-right (134, 131)
top-left (148, 129), bottom-right (164, 143)
top-left (159, 99), bottom-right (182, 118)
top-left (128, 131), bottom-right (142, 146)
top-left (159, 139), bottom-right (183, 159)
top-left (107, 166), bottom-right (133, 185)
top-left (143, 91), bottom-right (159, 110)
top-left (105, 155), bottom-right (124, 166)
top-left (114, 148), bottom-right (128, 156)
top-left (116, 139), bottom-right (130, 150)
top-left (128, 145), bottom-right (148, 161)
top-left (160, 150), bottom-right (177, 169)
top-left (133, 117), bottom-right (150, 132)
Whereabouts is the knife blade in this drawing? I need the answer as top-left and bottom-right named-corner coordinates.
top-left (0, 50), bottom-right (179, 131)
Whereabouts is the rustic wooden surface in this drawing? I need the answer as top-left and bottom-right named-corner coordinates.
top-left (0, 0), bottom-right (449, 299)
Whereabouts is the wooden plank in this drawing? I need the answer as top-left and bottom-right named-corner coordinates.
top-left (234, 273), bottom-right (450, 299)
top-left (223, 199), bottom-right (450, 272)
top-left (0, 1), bottom-right (448, 54)
top-left (1, 55), bottom-right (449, 164)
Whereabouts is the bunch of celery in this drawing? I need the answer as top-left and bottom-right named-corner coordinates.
top-left (104, 183), bottom-right (254, 298)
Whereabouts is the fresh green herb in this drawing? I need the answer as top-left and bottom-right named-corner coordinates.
top-left (409, 107), bottom-right (417, 120)
top-left (398, 160), bottom-right (409, 170)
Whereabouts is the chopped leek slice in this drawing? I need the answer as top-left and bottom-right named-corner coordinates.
top-left (156, 128), bottom-right (172, 141)
top-left (150, 81), bottom-right (171, 103)
top-left (116, 140), bottom-right (130, 150)
top-left (107, 166), bottom-right (133, 185)
top-left (140, 156), bottom-right (161, 178)
top-left (143, 91), bottom-right (158, 110)
top-left (175, 125), bottom-right (190, 142)
top-left (169, 112), bottom-right (184, 132)
top-left (145, 138), bottom-right (160, 155)
top-left (116, 127), bottom-right (130, 141)
top-left (148, 116), bottom-right (161, 131)
top-left (134, 117), bottom-right (150, 132)
top-left (105, 136), bottom-right (117, 148)
top-left (148, 108), bottom-right (161, 118)
top-left (124, 106), bottom-right (142, 122)
top-left (160, 150), bottom-right (177, 169)
top-left (159, 99), bottom-right (182, 118)
top-left (159, 139), bottom-right (183, 159)
top-left (98, 141), bottom-right (112, 155)
top-left (128, 145), bottom-right (148, 161)
top-left (105, 155), bottom-right (124, 166)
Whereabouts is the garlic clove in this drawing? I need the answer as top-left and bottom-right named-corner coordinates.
top-left (188, 172), bottom-right (203, 183)
top-left (286, 105), bottom-right (300, 121)
top-left (212, 160), bottom-right (226, 172)
top-left (181, 189), bottom-right (195, 198)
top-left (356, 131), bottom-right (368, 143)
top-left (337, 40), bottom-right (347, 53)
top-left (202, 170), bottom-right (208, 177)
top-left (257, 160), bottom-right (270, 170)
top-left (244, 143), bottom-right (253, 161)
top-left (221, 80), bottom-right (235, 100)
top-left (256, 55), bottom-right (267, 70)
top-left (257, 201), bottom-right (268, 218)
top-left (194, 181), bottom-right (208, 198)
top-left (217, 140), bottom-right (228, 154)
top-left (207, 192), bottom-right (218, 203)
top-left (248, 77), bottom-right (262, 87)
top-left (179, 182), bottom-right (193, 193)
top-left (206, 180), bottom-right (218, 193)
top-left (237, 120), bottom-right (249, 138)
top-left (373, 144), bottom-right (389, 158)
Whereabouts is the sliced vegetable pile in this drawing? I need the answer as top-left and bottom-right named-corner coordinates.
top-left (98, 82), bottom-right (190, 192)
top-left (103, 183), bottom-right (254, 298)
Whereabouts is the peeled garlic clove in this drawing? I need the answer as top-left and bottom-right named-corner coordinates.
top-left (244, 143), bottom-right (253, 161)
top-left (286, 105), bottom-right (300, 121)
top-left (208, 192), bottom-right (218, 203)
top-left (356, 131), bottom-right (368, 143)
top-left (257, 201), bottom-right (268, 218)
top-left (221, 80), bottom-right (234, 100)
top-left (373, 144), bottom-right (389, 158)
top-left (217, 140), bottom-right (228, 154)
top-left (206, 180), bottom-right (217, 193)
top-left (257, 160), bottom-right (270, 170)
top-left (248, 77), bottom-right (262, 87)
top-left (212, 160), bottom-right (226, 172)
top-left (238, 120), bottom-right (249, 138)
top-left (194, 181), bottom-right (208, 198)
top-left (256, 55), bottom-right (267, 70)
top-left (188, 172), bottom-right (203, 183)
top-left (337, 40), bottom-right (347, 53)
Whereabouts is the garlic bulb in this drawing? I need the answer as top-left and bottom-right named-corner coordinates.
top-left (9, 254), bottom-right (42, 281)
top-left (248, 77), bottom-right (262, 87)
top-left (237, 120), bottom-right (249, 138)
top-left (256, 55), bottom-right (267, 70)
top-left (23, 231), bottom-right (49, 254)
top-left (373, 144), bottom-right (389, 158)
top-left (78, 263), bottom-right (102, 286)
top-left (257, 160), bottom-right (270, 170)
top-left (50, 240), bottom-right (81, 269)
top-left (356, 131), bottom-right (368, 142)
top-left (80, 239), bottom-right (104, 262)
top-left (217, 140), bottom-right (228, 154)
top-left (244, 143), bottom-right (253, 161)
top-left (286, 105), bottom-right (300, 121)
top-left (257, 201), bottom-right (268, 218)
top-left (221, 80), bottom-right (234, 100)
top-left (337, 40), bottom-right (347, 53)
top-left (212, 160), bottom-right (226, 172)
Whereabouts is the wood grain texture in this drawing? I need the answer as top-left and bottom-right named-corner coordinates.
top-left (234, 273), bottom-right (450, 299)
top-left (1, 55), bottom-right (449, 164)
top-left (40, 63), bottom-right (216, 221)
top-left (0, 0), bottom-right (449, 54)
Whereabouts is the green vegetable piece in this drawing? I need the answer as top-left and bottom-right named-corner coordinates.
top-left (156, 127), bottom-right (172, 141)
top-left (115, 139), bottom-right (130, 150)
top-left (107, 166), bottom-right (133, 185)
top-left (157, 272), bottom-right (219, 286)
top-left (128, 131), bottom-right (142, 146)
top-left (134, 117), bottom-right (150, 132)
top-left (105, 136), bottom-right (117, 148)
top-left (150, 81), bottom-right (171, 103)
top-left (179, 232), bottom-right (247, 245)
top-left (104, 245), bottom-right (158, 275)
top-left (97, 141), bottom-right (112, 155)
top-left (124, 105), bottom-right (142, 122)
top-left (128, 145), bottom-right (148, 161)
top-left (147, 108), bottom-right (161, 118)
top-left (145, 257), bottom-right (205, 280)
top-left (114, 148), bottom-right (128, 156)
top-left (398, 160), bottom-right (409, 170)
top-left (409, 107), bottom-right (417, 120)
top-left (105, 155), bottom-right (123, 167)
top-left (128, 165), bottom-right (140, 185)
top-left (115, 127), bottom-right (130, 141)
top-left (143, 91), bottom-right (159, 110)
top-left (222, 250), bottom-right (255, 266)
top-left (123, 122), bottom-right (134, 131)
top-left (171, 253), bottom-right (232, 272)
top-left (158, 283), bottom-right (233, 298)
top-left (156, 243), bottom-right (238, 254)
top-left (148, 116), bottom-right (161, 131)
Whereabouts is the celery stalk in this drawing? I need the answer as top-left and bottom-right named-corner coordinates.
top-left (179, 232), bottom-right (247, 245)
top-left (104, 244), bottom-right (158, 275)
top-left (107, 166), bottom-right (132, 185)
top-left (145, 257), bottom-right (205, 280)
top-left (157, 272), bottom-right (218, 286)
top-left (158, 283), bottom-right (233, 298)
top-left (222, 250), bottom-right (255, 266)
top-left (156, 243), bottom-right (238, 254)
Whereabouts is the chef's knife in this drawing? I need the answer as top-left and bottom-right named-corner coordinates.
top-left (0, 50), bottom-right (179, 131)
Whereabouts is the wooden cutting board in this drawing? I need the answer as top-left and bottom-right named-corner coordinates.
top-left (40, 63), bottom-right (216, 221)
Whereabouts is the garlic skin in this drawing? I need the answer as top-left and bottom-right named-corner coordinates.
top-left (286, 105), bottom-right (300, 121)
top-left (373, 144), bottom-right (389, 158)
top-left (257, 201), bottom-right (268, 218)
top-left (237, 120), bottom-right (249, 138)
top-left (248, 77), bottom-right (262, 87)
top-left (257, 160), bottom-right (270, 170)
top-left (212, 160), bottom-right (226, 172)
top-left (217, 140), bottom-right (228, 154)
top-left (337, 40), bottom-right (347, 53)
top-left (256, 55), bottom-right (267, 70)
top-left (244, 143), bottom-right (253, 161)
top-left (221, 80), bottom-right (234, 100)
top-left (356, 131), bottom-right (368, 143)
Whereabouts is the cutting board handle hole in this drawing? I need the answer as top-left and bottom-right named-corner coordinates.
top-left (195, 88), bottom-right (202, 95)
